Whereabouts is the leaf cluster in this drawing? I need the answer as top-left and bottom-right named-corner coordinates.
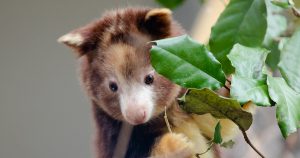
top-left (152, 0), bottom-right (300, 140)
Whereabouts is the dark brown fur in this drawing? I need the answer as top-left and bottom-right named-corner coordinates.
top-left (59, 8), bottom-right (185, 158)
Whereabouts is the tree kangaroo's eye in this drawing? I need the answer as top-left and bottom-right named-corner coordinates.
top-left (144, 74), bottom-right (154, 85)
top-left (109, 82), bottom-right (118, 92)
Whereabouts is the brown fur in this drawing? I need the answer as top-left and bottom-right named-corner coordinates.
top-left (59, 7), bottom-right (186, 158)
top-left (59, 7), bottom-right (253, 158)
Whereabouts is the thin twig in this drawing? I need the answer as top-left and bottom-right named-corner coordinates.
top-left (164, 106), bottom-right (172, 133)
top-left (226, 78), bottom-right (231, 84)
top-left (292, 6), bottom-right (300, 17)
top-left (224, 85), bottom-right (230, 91)
top-left (195, 142), bottom-right (214, 158)
top-left (239, 126), bottom-right (265, 158)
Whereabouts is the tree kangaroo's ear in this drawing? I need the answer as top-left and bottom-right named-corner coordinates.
top-left (58, 21), bottom-right (100, 57)
top-left (144, 8), bottom-right (172, 37)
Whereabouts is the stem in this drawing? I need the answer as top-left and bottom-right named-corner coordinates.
top-left (226, 78), bottom-right (231, 84)
top-left (164, 106), bottom-right (173, 133)
top-left (195, 142), bottom-right (214, 158)
top-left (239, 126), bottom-right (265, 158)
top-left (224, 85), bottom-right (230, 91)
top-left (292, 6), bottom-right (300, 17)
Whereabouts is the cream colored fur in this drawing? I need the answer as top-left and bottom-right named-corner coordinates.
top-left (151, 101), bottom-right (255, 158)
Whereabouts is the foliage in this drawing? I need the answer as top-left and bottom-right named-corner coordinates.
top-left (196, 122), bottom-right (235, 157)
top-left (151, 35), bottom-right (225, 90)
top-left (155, 0), bottom-right (205, 9)
top-left (271, 0), bottom-right (300, 17)
top-left (278, 29), bottom-right (300, 93)
top-left (220, 140), bottom-right (235, 148)
top-left (153, 0), bottom-right (300, 157)
top-left (264, 0), bottom-right (287, 47)
top-left (264, 0), bottom-right (287, 70)
top-left (213, 122), bottom-right (223, 144)
top-left (267, 77), bottom-right (300, 138)
top-left (155, 0), bottom-right (185, 9)
top-left (271, 0), bottom-right (294, 9)
top-left (228, 44), bottom-right (271, 106)
top-left (209, 0), bottom-right (267, 74)
top-left (180, 88), bottom-right (252, 131)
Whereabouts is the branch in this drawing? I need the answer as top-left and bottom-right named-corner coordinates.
top-left (224, 85), bottom-right (230, 91)
top-left (164, 106), bottom-right (173, 133)
top-left (226, 78), bottom-right (231, 84)
top-left (195, 142), bottom-right (214, 158)
top-left (239, 126), bottom-right (265, 158)
top-left (292, 6), bottom-right (300, 17)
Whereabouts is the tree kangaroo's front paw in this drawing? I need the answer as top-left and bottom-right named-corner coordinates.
top-left (151, 133), bottom-right (194, 158)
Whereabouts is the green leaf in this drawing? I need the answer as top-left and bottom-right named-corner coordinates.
top-left (180, 88), bottom-right (253, 131)
top-left (155, 0), bottom-right (185, 9)
top-left (265, 41), bottom-right (281, 70)
top-left (228, 44), bottom-right (271, 106)
top-left (267, 77), bottom-right (300, 138)
top-left (151, 35), bottom-right (226, 90)
top-left (264, 0), bottom-right (287, 70)
top-left (228, 44), bottom-right (270, 79)
top-left (209, 0), bottom-right (268, 74)
top-left (278, 37), bottom-right (290, 51)
top-left (213, 122), bottom-right (223, 144)
top-left (271, 0), bottom-right (294, 9)
top-left (278, 28), bottom-right (300, 93)
top-left (266, 38), bottom-right (289, 70)
top-left (264, 0), bottom-right (288, 47)
top-left (221, 140), bottom-right (235, 148)
top-left (231, 75), bottom-right (271, 106)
